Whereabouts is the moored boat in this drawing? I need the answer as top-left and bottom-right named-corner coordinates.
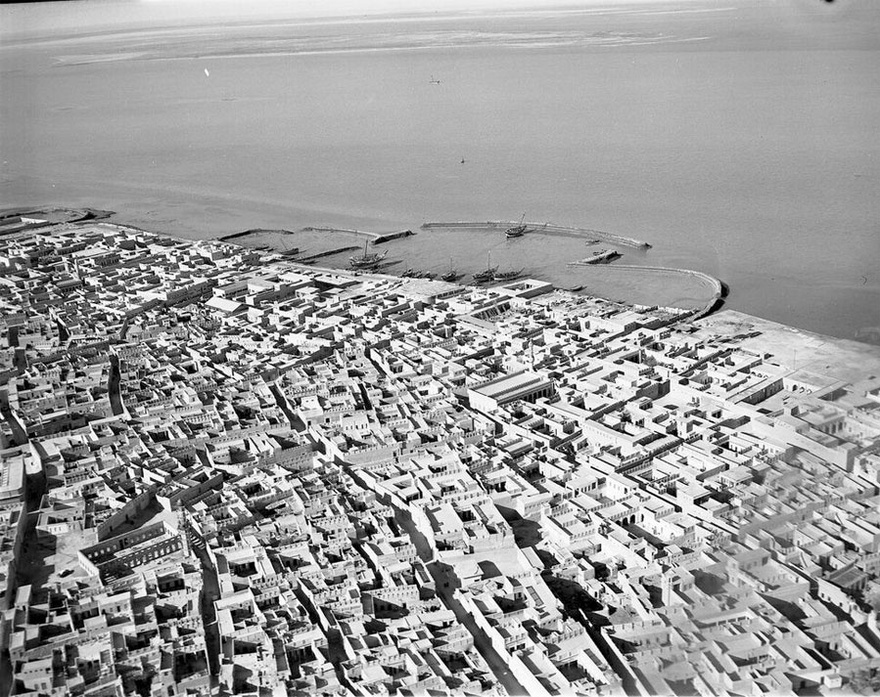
top-left (349, 241), bottom-right (387, 269)
top-left (505, 213), bottom-right (528, 238)
top-left (473, 251), bottom-right (497, 282)
top-left (441, 258), bottom-right (458, 282)
top-left (492, 268), bottom-right (523, 282)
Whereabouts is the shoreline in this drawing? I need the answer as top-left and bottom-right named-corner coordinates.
top-left (5, 206), bottom-right (876, 350)
top-left (212, 220), bottom-right (720, 320)
top-left (90, 216), bottom-right (722, 329)
top-left (694, 310), bottom-right (880, 382)
top-left (19, 215), bottom-right (880, 365)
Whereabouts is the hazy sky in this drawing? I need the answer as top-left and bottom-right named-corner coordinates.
top-left (0, 0), bottom-right (600, 37)
top-left (0, 0), bottom-right (863, 39)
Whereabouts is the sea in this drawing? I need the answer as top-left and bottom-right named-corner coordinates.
top-left (1, 0), bottom-right (878, 342)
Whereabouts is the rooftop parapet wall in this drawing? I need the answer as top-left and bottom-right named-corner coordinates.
top-left (3, 219), bottom-right (880, 696)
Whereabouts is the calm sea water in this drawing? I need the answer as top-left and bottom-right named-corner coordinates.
top-left (2, 1), bottom-right (878, 340)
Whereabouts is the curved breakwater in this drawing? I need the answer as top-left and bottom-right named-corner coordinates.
top-left (218, 228), bottom-right (297, 242)
top-left (302, 226), bottom-right (415, 244)
top-left (212, 219), bottom-right (723, 317)
top-left (596, 264), bottom-right (724, 319)
top-left (420, 221), bottom-right (652, 249)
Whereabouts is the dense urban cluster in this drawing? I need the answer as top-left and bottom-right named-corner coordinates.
top-left (1, 219), bottom-right (880, 696)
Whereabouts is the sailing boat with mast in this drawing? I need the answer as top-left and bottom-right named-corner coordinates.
top-left (441, 258), bottom-right (459, 282)
top-left (349, 240), bottom-right (387, 269)
top-left (473, 251), bottom-right (497, 283)
top-left (492, 266), bottom-right (524, 282)
top-left (505, 213), bottom-right (528, 238)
